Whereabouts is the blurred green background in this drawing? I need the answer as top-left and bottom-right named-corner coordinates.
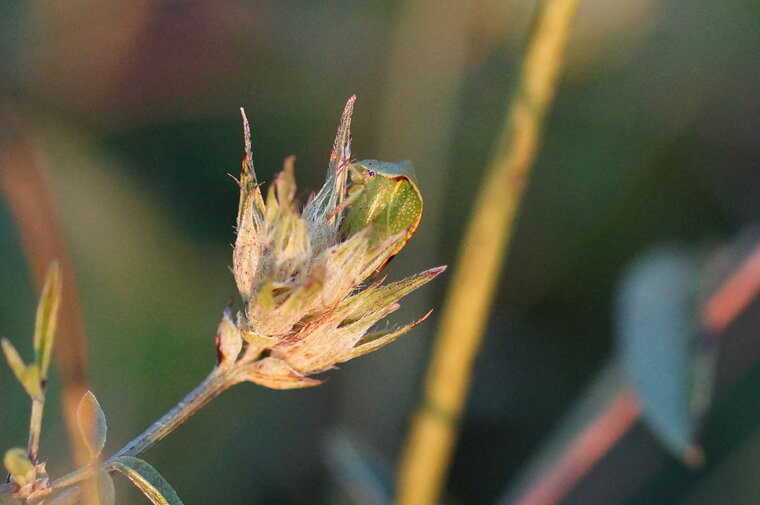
top-left (1, 0), bottom-right (759, 504)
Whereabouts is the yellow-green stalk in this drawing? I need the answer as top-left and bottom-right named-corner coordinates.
top-left (395, 1), bottom-right (581, 503)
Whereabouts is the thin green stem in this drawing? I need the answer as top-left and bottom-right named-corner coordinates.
top-left (394, 0), bottom-right (581, 503)
top-left (106, 367), bottom-right (236, 462)
top-left (51, 465), bottom-right (95, 489)
top-left (46, 365), bottom-right (240, 498)
top-left (28, 396), bottom-right (45, 463)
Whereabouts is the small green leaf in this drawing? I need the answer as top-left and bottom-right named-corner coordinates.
top-left (76, 391), bottom-right (107, 459)
top-left (616, 246), bottom-right (705, 462)
top-left (93, 467), bottom-right (115, 505)
top-left (34, 262), bottom-right (62, 380)
top-left (3, 448), bottom-right (33, 486)
top-left (44, 486), bottom-right (81, 505)
top-left (2, 339), bottom-right (28, 387)
top-left (110, 456), bottom-right (184, 505)
top-left (21, 364), bottom-right (42, 399)
top-left (1, 340), bottom-right (42, 399)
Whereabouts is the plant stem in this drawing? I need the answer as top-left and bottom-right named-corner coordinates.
top-left (703, 242), bottom-right (760, 333)
top-left (394, 1), bottom-right (580, 504)
top-left (510, 390), bottom-right (640, 505)
top-left (28, 396), bottom-right (45, 463)
top-left (107, 367), bottom-right (235, 462)
top-left (51, 466), bottom-right (95, 490)
top-left (501, 241), bottom-right (760, 505)
top-left (49, 366), bottom-right (238, 494)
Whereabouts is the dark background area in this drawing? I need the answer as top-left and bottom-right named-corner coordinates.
top-left (1, 1), bottom-right (759, 504)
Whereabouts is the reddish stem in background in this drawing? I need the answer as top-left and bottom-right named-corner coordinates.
top-left (703, 244), bottom-right (760, 333)
top-left (510, 241), bottom-right (760, 505)
top-left (514, 391), bottom-right (641, 505)
top-left (0, 103), bottom-right (92, 467)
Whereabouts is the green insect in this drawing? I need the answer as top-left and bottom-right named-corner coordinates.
top-left (341, 159), bottom-right (423, 271)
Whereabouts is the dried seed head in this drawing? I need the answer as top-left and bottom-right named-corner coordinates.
top-left (226, 97), bottom-right (445, 389)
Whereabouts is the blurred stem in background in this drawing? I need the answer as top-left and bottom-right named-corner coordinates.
top-left (394, 0), bottom-right (580, 504)
top-left (506, 241), bottom-right (760, 505)
top-left (0, 103), bottom-right (92, 468)
top-left (341, 0), bottom-right (477, 445)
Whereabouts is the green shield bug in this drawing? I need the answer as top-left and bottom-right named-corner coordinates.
top-left (341, 159), bottom-right (423, 272)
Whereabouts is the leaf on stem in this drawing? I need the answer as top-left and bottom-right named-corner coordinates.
top-left (33, 262), bottom-right (62, 381)
top-left (76, 391), bottom-right (107, 460)
top-left (1, 339), bottom-right (42, 399)
top-left (44, 486), bottom-right (81, 505)
top-left (616, 245), bottom-right (706, 464)
top-left (3, 448), bottom-right (34, 487)
top-left (109, 457), bottom-right (184, 505)
top-left (93, 468), bottom-right (115, 505)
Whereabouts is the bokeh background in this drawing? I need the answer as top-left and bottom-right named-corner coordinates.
top-left (1, 0), bottom-right (759, 504)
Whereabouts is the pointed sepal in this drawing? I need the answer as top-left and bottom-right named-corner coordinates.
top-left (215, 309), bottom-right (243, 368)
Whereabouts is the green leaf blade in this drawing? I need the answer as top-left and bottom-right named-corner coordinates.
top-left (93, 467), bottom-right (115, 505)
top-left (1, 340), bottom-right (41, 399)
top-left (110, 456), bottom-right (184, 505)
top-left (3, 448), bottom-right (33, 485)
top-left (2, 339), bottom-right (28, 386)
top-left (77, 391), bottom-right (108, 459)
top-left (44, 486), bottom-right (81, 505)
top-left (615, 245), bottom-right (706, 462)
top-left (33, 262), bottom-right (62, 380)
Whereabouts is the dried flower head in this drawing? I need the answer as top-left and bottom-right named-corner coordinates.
top-left (219, 96), bottom-right (445, 389)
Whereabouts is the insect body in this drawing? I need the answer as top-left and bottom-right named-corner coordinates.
top-left (342, 159), bottom-right (423, 272)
